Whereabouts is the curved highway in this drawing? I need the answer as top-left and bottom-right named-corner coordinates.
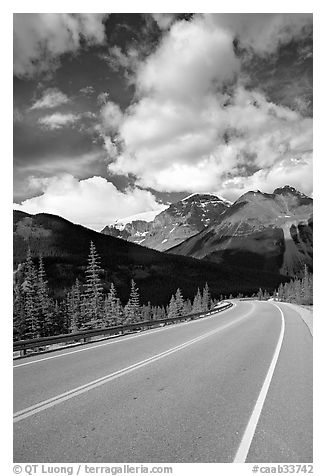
top-left (13, 300), bottom-right (312, 463)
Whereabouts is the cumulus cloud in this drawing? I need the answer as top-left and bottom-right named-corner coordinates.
top-left (104, 14), bottom-right (312, 200)
top-left (136, 16), bottom-right (240, 100)
top-left (14, 175), bottom-right (167, 231)
top-left (38, 112), bottom-right (80, 130)
top-left (14, 13), bottom-right (107, 77)
top-left (30, 87), bottom-right (70, 109)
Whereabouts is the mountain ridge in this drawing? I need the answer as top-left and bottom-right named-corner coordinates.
top-left (102, 193), bottom-right (230, 250)
top-left (168, 185), bottom-right (312, 277)
top-left (13, 209), bottom-right (289, 305)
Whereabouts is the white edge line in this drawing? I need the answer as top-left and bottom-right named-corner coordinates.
top-left (14, 304), bottom-right (252, 424)
top-left (233, 302), bottom-right (285, 463)
top-left (13, 303), bottom-right (237, 368)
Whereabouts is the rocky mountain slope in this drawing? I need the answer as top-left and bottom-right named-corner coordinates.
top-left (101, 194), bottom-right (230, 251)
top-left (13, 210), bottom-right (289, 304)
top-left (169, 186), bottom-right (313, 277)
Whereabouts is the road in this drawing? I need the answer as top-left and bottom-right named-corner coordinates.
top-left (13, 300), bottom-right (312, 463)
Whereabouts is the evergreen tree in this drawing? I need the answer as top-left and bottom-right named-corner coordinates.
top-left (129, 279), bottom-right (141, 321)
top-left (103, 282), bottom-right (121, 327)
top-left (22, 249), bottom-right (40, 339)
top-left (160, 306), bottom-right (167, 320)
top-left (192, 288), bottom-right (202, 313)
top-left (13, 280), bottom-right (25, 340)
top-left (202, 283), bottom-right (211, 312)
top-left (263, 290), bottom-right (270, 300)
top-left (294, 279), bottom-right (302, 304)
top-left (52, 300), bottom-right (68, 335)
top-left (183, 299), bottom-right (192, 316)
top-left (82, 241), bottom-right (104, 328)
top-left (257, 288), bottom-right (264, 301)
top-left (37, 256), bottom-right (53, 336)
top-left (141, 302), bottom-right (152, 321)
top-left (174, 288), bottom-right (184, 317)
top-left (123, 300), bottom-right (133, 324)
top-left (168, 295), bottom-right (178, 319)
top-left (302, 265), bottom-right (313, 304)
top-left (67, 279), bottom-right (82, 332)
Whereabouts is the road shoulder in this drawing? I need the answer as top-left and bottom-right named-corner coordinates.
top-left (279, 302), bottom-right (313, 336)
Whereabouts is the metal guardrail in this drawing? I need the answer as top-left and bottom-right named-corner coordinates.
top-left (13, 302), bottom-right (233, 357)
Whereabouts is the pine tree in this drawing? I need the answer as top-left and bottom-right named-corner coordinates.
top-left (67, 279), bottom-right (81, 332)
top-left (13, 281), bottom-right (25, 340)
top-left (257, 288), bottom-right (263, 301)
top-left (22, 249), bottom-right (40, 339)
top-left (130, 279), bottom-right (141, 321)
top-left (37, 256), bottom-right (53, 336)
top-left (263, 290), bottom-right (270, 301)
top-left (168, 295), bottom-right (178, 319)
top-left (202, 282), bottom-right (211, 312)
top-left (294, 279), bottom-right (302, 304)
top-left (192, 288), bottom-right (202, 313)
top-left (103, 282), bottom-right (121, 327)
top-left (160, 306), bottom-right (167, 320)
top-left (174, 288), bottom-right (184, 317)
top-left (52, 300), bottom-right (68, 335)
top-left (123, 300), bottom-right (132, 324)
top-left (183, 299), bottom-right (192, 316)
top-left (141, 302), bottom-right (152, 321)
top-left (82, 241), bottom-right (104, 328)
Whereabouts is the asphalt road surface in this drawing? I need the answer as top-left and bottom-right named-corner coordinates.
top-left (13, 300), bottom-right (312, 463)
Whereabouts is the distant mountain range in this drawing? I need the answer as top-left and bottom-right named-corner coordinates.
top-left (102, 193), bottom-right (230, 251)
top-left (169, 186), bottom-right (313, 277)
top-left (13, 209), bottom-right (289, 305)
top-left (102, 185), bottom-right (312, 277)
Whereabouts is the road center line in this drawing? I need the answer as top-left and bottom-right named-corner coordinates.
top-left (14, 306), bottom-right (251, 424)
top-left (13, 303), bottom-right (237, 368)
top-left (233, 302), bottom-right (285, 463)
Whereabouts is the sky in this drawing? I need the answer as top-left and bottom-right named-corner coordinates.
top-left (13, 13), bottom-right (313, 231)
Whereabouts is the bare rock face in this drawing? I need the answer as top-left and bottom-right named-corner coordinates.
top-left (169, 186), bottom-right (313, 278)
top-left (101, 194), bottom-right (230, 251)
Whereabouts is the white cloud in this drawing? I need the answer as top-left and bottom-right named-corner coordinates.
top-left (14, 13), bottom-right (107, 77)
top-left (206, 13), bottom-right (312, 56)
top-left (104, 14), bottom-right (312, 201)
top-left (38, 112), bottom-right (80, 130)
top-left (100, 101), bottom-right (123, 134)
top-left (152, 13), bottom-right (176, 30)
top-left (13, 175), bottom-right (167, 231)
top-left (136, 16), bottom-right (240, 101)
top-left (30, 87), bottom-right (70, 109)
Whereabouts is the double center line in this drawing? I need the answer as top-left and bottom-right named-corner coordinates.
top-left (14, 307), bottom-right (253, 424)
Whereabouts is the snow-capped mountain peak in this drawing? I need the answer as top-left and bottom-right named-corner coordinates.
top-left (101, 193), bottom-right (229, 251)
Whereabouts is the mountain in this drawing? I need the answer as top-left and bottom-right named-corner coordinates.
top-left (101, 210), bottom-right (162, 244)
top-left (168, 186), bottom-right (312, 277)
top-left (101, 193), bottom-right (230, 251)
top-left (13, 210), bottom-right (289, 305)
